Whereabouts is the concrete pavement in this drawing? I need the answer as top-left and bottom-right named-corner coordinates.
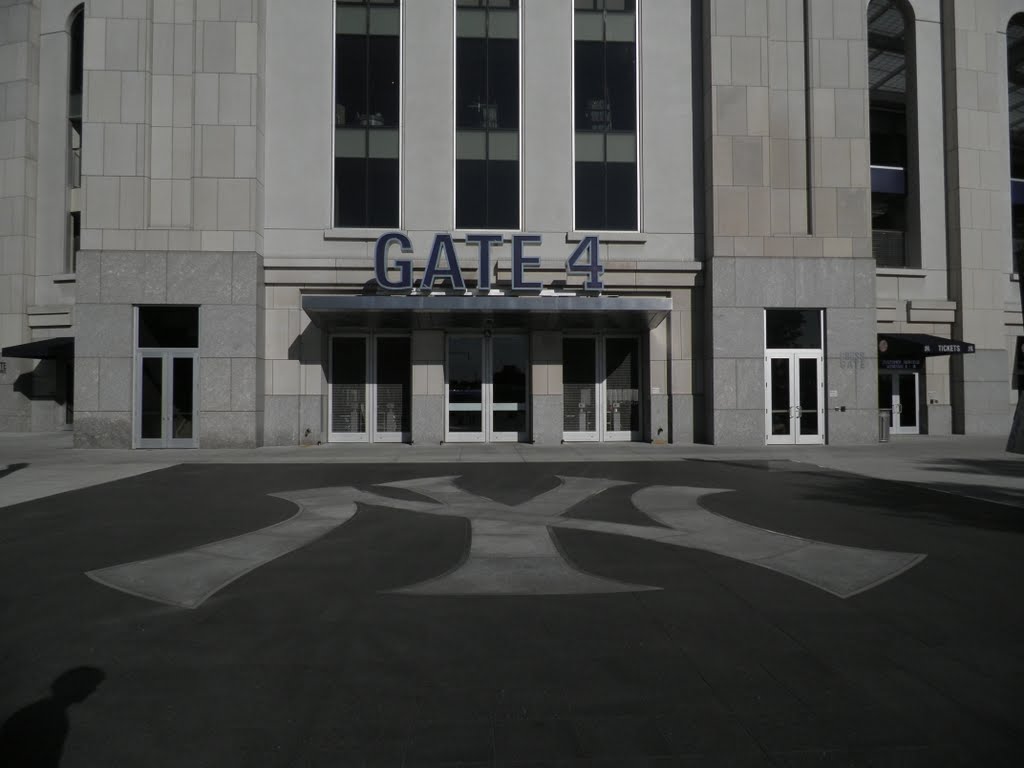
top-left (2, 431), bottom-right (1022, 509)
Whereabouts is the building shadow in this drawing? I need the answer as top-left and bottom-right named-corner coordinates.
top-left (0, 463), bottom-right (28, 481)
top-left (0, 667), bottom-right (105, 767)
top-left (920, 458), bottom-right (1024, 478)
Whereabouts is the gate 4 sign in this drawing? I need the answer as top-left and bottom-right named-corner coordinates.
top-left (87, 476), bottom-right (926, 609)
top-left (374, 232), bottom-right (605, 292)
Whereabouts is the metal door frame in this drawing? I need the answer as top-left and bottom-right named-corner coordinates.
top-left (562, 335), bottom-right (643, 443)
top-left (444, 334), bottom-right (530, 444)
top-left (328, 333), bottom-right (411, 444)
top-left (882, 370), bottom-right (920, 435)
top-left (764, 351), bottom-right (825, 445)
top-left (133, 349), bottom-right (200, 449)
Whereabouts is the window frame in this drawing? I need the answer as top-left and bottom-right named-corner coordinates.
top-left (570, 0), bottom-right (642, 234)
top-left (452, 1), bottom-right (524, 233)
top-left (331, 0), bottom-right (404, 230)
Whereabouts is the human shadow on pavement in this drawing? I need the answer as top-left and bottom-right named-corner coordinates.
top-left (0, 463), bottom-right (28, 481)
top-left (0, 667), bottom-right (105, 768)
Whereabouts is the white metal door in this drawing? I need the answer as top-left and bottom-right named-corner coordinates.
top-left (446, 335), bottom-right (529, 443)
top-left (329, 335), bottom-right (411, 443)
top-left (134, 350), bottom-right (199, 448)
top-left (563, 336), bottom-right (642, 442)
top-left (765, 352), bottom-right (824, 445)
top-left (329, 336), bottom-right (369, 442)
top-left (886, 371), bottom-right (920, 435)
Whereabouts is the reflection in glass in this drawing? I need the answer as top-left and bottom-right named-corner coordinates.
top-left (376, 337), bottom-right (410, 435)
top-left (456, 3), bottom-right (519, 229)
top-left (770, 358), bottom-right (791, 436)
top-left (141, 357), bottom-right (163, 439)
top-left (332, 338), bottom-right (367, 434)
top-left (563, 338), bottom-right (597, 433)
top-left (172, 357), bottom-right (194, 439)
top-left (798, 358), bottom-right (818, 436)
top-left (449, 337), bottom-right (483, 433)
top-left (492, 336), bottom-right (527, 434)
top-left (335, 0), bottom-right (400, 227)
top-left (605, 338), bottom-right (639, 433)
top-left (765, 309), bottom-right (822, 349)
top-left (898, 372), bottom-right (917, 428)
top-left (574, 1), bottom-right (637, 230)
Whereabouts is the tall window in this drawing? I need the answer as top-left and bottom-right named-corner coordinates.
top-left (456, 0), bottom-right (519, 230)
top-left (574, 0), bottom-right (637, 232)
top-left (67, 5), bottom-right (83, 273)
top-left (868, 0), bottom-right (913, 268)
top-left (1008, 16), bottom-right (1024, 275)
top-left (334, 0), bottom-right (400, 228)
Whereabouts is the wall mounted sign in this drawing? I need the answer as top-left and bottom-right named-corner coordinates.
top-left (374, 232), bottom-right (605, 292)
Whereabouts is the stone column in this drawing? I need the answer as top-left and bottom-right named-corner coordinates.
top-left (647, 320), bottom-right (669, 443)
top-left (411, 329), bottom-right (444, 444)
top-left (0, 0), bottom-right (40, 432)
top-left (530, 330), bottom-right (562, 445)
top-left (941, 0), bottom-right (1013, 434)
top-left (702, 0), bottom-right (877, 445)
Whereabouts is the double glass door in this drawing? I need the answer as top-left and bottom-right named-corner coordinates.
top-left (135, 351), bottom-right (199, 448)
top-left (330, 335), bottom-right (411, 442)
top-left (765, 352), bottom-right (824, 445)
top-left (562, 336), bottom-right (641, 442)
top-left (446, 335), bottom-right (529, 442)
top-left (879, 371), bottom-right (919, 434)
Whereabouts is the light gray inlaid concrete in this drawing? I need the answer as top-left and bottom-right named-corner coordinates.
top-left (87, 475), bottom-right (926, 608)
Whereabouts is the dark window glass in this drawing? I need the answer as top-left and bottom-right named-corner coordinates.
top-left (68, 8), bottom-right (84, 112)
top-left (766, 310), bottom-right (822, 350)
top-left (334, 1), bottom-right (400, 228)
top-left (138, 306), bottom-right (199, 348)
top-left (1008, 16), bottom-right (1024, 271)
top-left (574, 4), bottom-right (637, 231)
top-left (456, 5), bottom-right (519, 229)
top-left (868, 0), bottom-right (913, 265)
top-left (141, 357), bottom-right (163, 439)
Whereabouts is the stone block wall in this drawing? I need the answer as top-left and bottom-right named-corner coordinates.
top-left (0, 0), bottom-right (40, 432)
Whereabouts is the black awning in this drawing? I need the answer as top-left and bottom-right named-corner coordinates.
top-left (878, 333), bottom-right (976, 359)
top-left (302, 294), bottom-right (672, 332)
top-left (1, 337), bottom-right (74, 360)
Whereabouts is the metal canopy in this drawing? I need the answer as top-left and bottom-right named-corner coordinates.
top-left (878, 333), bottom-right (976, 359)
top-left (302, 294), bottom-right (672, 332)
top-left (1, 337), bottom-right (74, 360)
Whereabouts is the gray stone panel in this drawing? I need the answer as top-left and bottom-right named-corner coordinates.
top-left (531, 394), bottom-right (562, 446)
top-left (200, 357), bottom-right (232, 412)
top-left (76, 304), bottom-right (134, 357)
top-left (74, 412), bottom-right (132, 448)
top-left (75, 357), bottom-right (100, 412)
top-left (712, 410), bottom-right (765, 447)
top-left (412, 394), bottom-right (443, 445)
top-left (100, 252), bottom-right (168, 304)
top-left (231, 252), bottom-right (260, 305)
top-left (200, 305), bottom-right (259, 358)
top-left (199, 411), bottom-right (259, 448)
top-left (671, 394), bottom-right (694, 444)
top-left (827, 408), bottom-right (879, 445)
top-left (735, 258), bottom-right (796, 307)
top-left (735, 358), bottom-right (764, 411)
top-left (167, 252), bottom-right (234, 305)
top-left (98, 357), bottom-right (132, 412)
top-left (926, 404), bottom-right (952, 436)
top-left (299, 394), bottom-right (323, 445)
top-left (230, 357), bottom-right (258, 412)
top-left (264, 395), bottom-right (299, 446)
top-left (649, 393), bottom-right (669, 443)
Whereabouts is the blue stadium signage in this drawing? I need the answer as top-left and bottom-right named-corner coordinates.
top-left (374, 232), bottom-right (605, 292)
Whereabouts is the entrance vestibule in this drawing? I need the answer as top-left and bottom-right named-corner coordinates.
top-left (562, 336), bottom-right (642, 442)
top-left (879, 370), bottom-right (920, 434)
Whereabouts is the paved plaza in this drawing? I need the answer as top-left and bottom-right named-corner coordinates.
top-left (0, 435), bottom-right (1023, 766)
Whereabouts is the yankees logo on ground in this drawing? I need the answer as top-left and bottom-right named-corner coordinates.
top-left (86, 476), bottom-right (926, 609)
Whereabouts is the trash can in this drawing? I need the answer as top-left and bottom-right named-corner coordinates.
top-left (878, 409), bottom-right (891, 443)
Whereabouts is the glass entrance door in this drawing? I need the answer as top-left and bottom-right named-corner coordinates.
top-left (135, 351), bottom-right (199, 448)
top-left (879, 371), bottom-right (919, 434)
top-left (562, 336), bottom-right (642, 442)
top-left (329, 335), bottom-right (411, 443)
top-left (446, 335), bottom-right (530, 443)
top-left (765, 352), bottom-right (824, 445)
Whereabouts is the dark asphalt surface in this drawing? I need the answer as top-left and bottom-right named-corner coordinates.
top-left (1, 460), bottom-right (1022, 767)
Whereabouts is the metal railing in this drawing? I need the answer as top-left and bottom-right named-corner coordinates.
top-left (872, 229), bottom-right (907, 268)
